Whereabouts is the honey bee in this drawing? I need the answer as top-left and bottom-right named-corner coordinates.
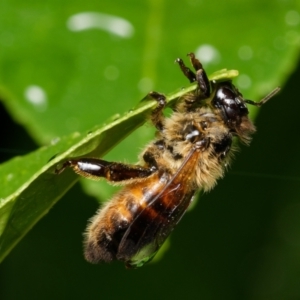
top-left (56, 53), bottom-right (279, 268)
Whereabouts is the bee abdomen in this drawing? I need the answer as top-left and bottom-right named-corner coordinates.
top-left (84, 199), bottom-right (134, 263)
top-left (84, 230), bottom-right (120, 263)
top-left (84, 175), bottom-right (169, 264)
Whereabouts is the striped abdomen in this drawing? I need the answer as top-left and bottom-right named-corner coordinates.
top-left (84, 149), bottom-right (201, 268)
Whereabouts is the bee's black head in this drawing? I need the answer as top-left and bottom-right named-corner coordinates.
top-left (211, 81), bottom-right (249, 127)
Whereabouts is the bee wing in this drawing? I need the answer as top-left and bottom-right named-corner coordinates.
top-left (118, 147), bottom-right (201, 268)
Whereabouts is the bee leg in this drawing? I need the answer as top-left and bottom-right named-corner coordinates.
top-left (148, 91), bottom-right (167, 131)
top-left (176, 53), bottom-right (211, 98)
top-left (143, 150), bottom-right (159, 171)
top-left (175, 57), bottom-right (197, 83)
top-left (187, 53), bottom-right (210, 98)
top-left (55, 158), bottom-right (155, 182)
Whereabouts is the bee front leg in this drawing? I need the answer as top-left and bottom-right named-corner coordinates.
top-left (148, 91), bottom-right (167, 131)
top-left (55, 158), bottom-right (155, 182)
top-left (176, 53), bottom-right (211, 99)
top-left (176, 57), bottom-right (197, 83)
top-left (187, 53), bottom-right (210, 98)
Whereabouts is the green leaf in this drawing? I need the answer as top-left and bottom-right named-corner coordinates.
top-left (0, 0), bottom-right (299, 145)
top-left (1, 1), bottom-right (299, 205)
top-left (0, 0), bottom-right (299, 272)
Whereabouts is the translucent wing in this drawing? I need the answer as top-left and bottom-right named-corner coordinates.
top-left (118, 147), bottom-right (201, 268)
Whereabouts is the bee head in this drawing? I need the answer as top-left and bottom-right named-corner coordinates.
top-left (211, 81), bottom-right (249, 128)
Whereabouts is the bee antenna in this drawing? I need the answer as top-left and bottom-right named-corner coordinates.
top-left (244, 87), bottom-right (280, 107)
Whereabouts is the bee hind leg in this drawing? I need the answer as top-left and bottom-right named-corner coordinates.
top-left (55, 158), bottom-right (155, 182)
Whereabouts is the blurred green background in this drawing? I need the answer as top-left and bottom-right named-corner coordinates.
top-left (1, 0), bottom-right (300, 299)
